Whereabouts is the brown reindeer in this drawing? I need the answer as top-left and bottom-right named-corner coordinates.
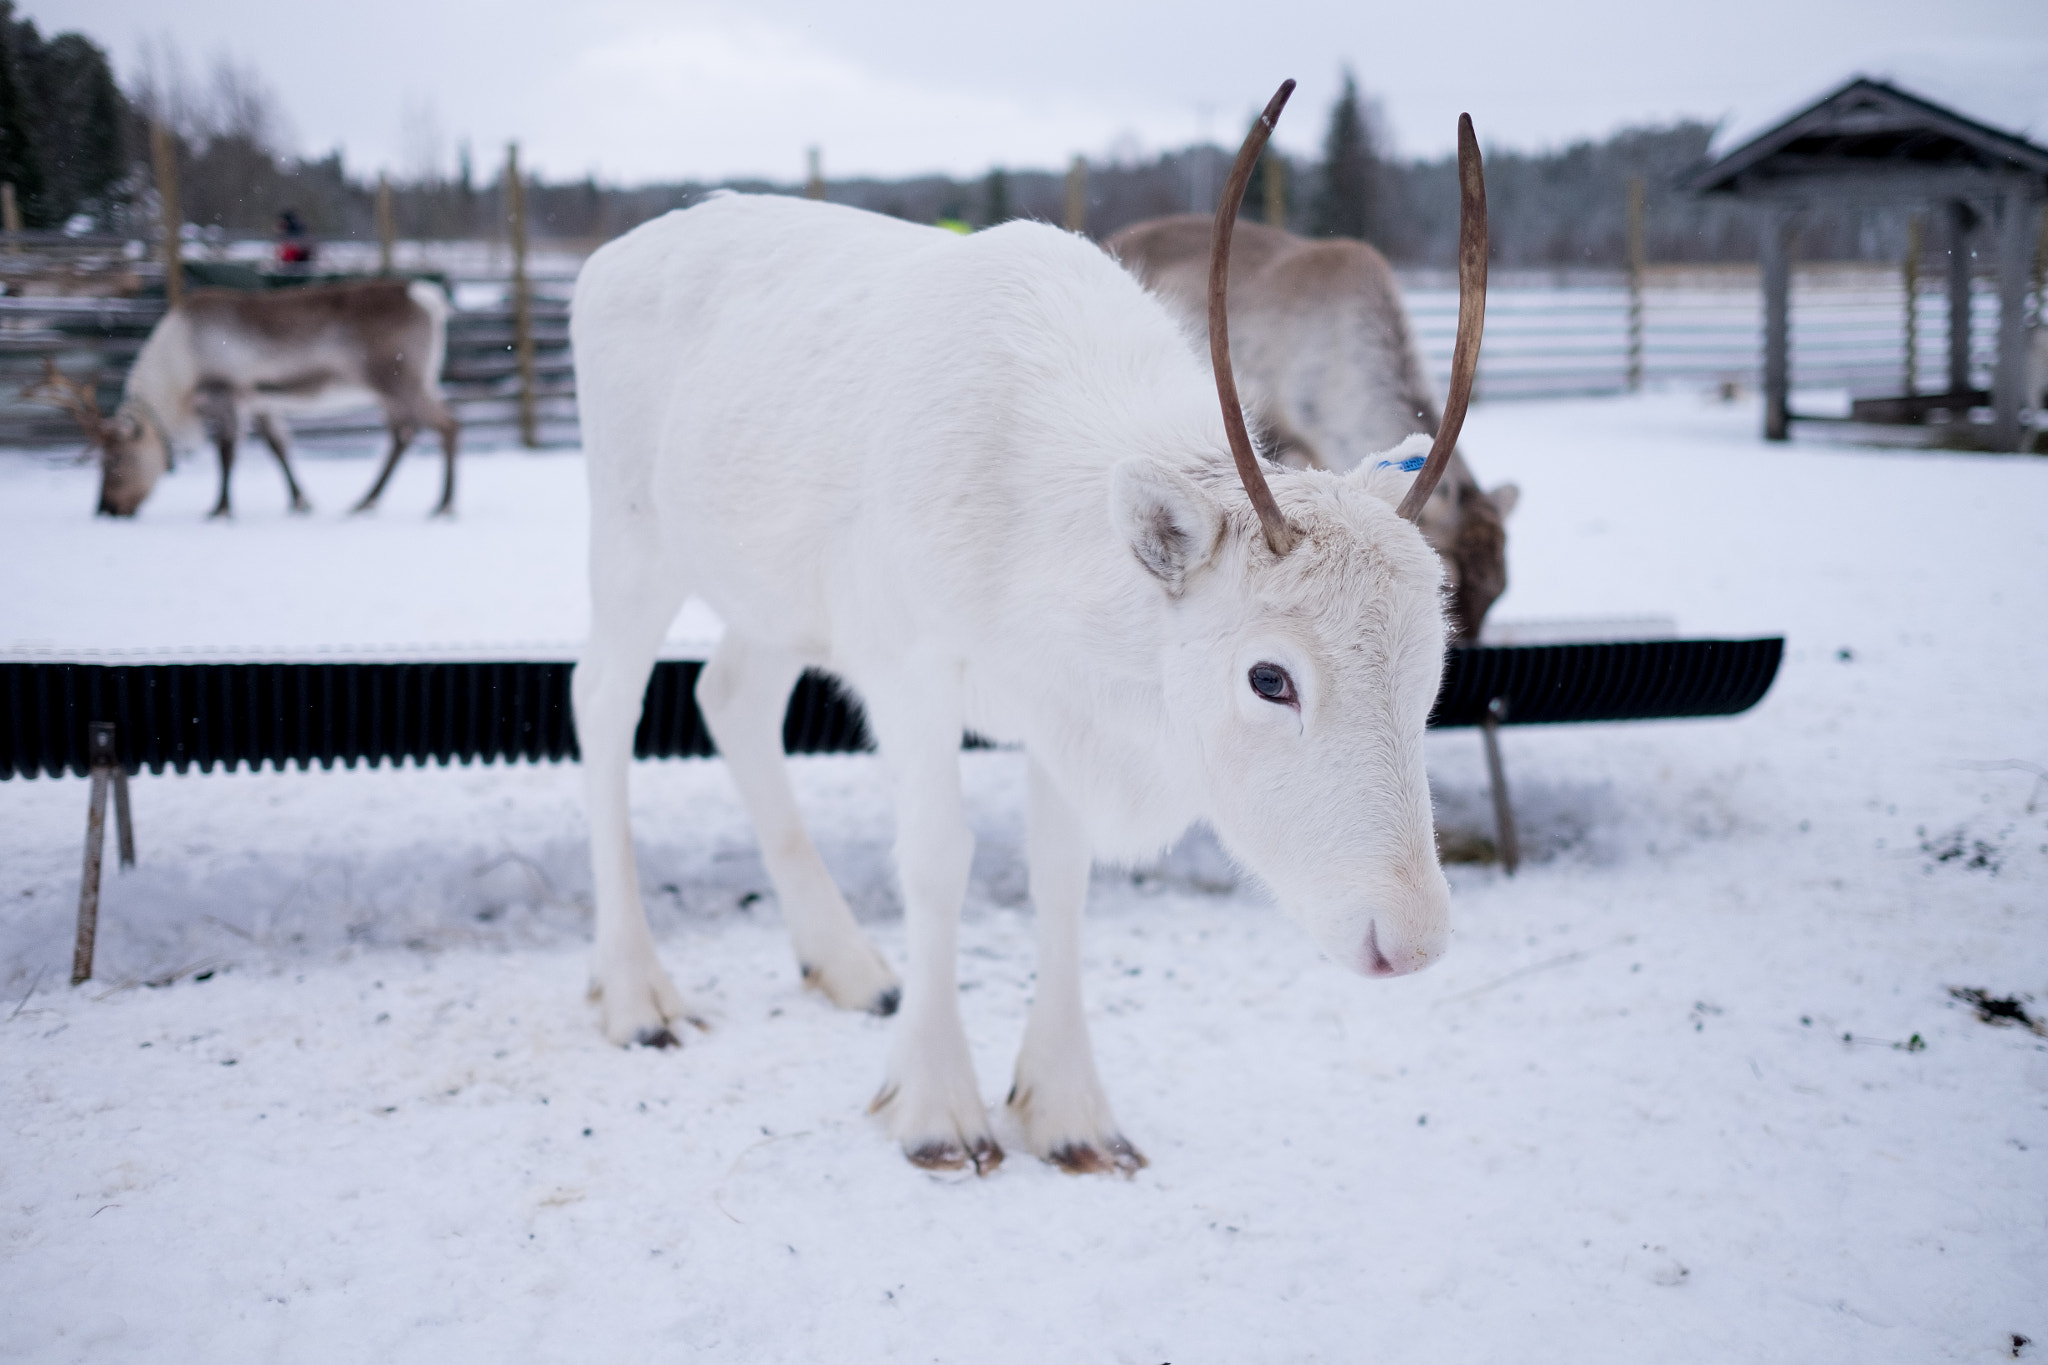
top-left (47, 279), bottom-right (460, 518)
top-left (1109, 217), bottom-right (1518, 640)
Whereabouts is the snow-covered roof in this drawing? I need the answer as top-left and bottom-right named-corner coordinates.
top-left (1685, 76), bottom-right (2048, 202)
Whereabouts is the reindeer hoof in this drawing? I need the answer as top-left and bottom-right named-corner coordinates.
top-left (906, 1136), bottom-right (1004, 1176)
top-left (797, 941), bottom-right (900, 1015)
top-left (290, 500), bottom-right (312, 515)
top-left (1048, 1136), bottom-right (1147, 1177)
top-left (634, 1025), bottom-right (681, 1049)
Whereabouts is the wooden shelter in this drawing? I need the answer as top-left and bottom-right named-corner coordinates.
top-left (1685, 78), bottom-right (2048, 451)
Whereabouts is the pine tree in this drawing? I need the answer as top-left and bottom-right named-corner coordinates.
top-left (0, 1), bottom-right (45, 223)
top-left (22, 29), bottom-right (127, 227)
top-left (1313, 69), bottom-right (1376, 243)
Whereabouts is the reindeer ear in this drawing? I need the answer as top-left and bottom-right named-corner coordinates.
top-left (1488, 482), bottom-right (1519, 519)
top-left (1109, 458), bottom-right (1222, 595)
top-left (1350, 432), bottom-right (1433, 506)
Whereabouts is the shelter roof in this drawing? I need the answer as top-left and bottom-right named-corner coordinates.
top-left (1684, 77), bottom-right (2048, 202)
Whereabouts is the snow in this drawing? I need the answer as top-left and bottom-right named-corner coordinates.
top-left (3, 394), bottom-right (2045, 1362)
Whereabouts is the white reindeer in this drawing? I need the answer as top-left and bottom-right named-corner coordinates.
top-left (1109, 216), bottom-right (1519, 640)
top-left (78, 279), bottom-right (458, 518)
top-left (570, 85), bottom-right (1487, 1174)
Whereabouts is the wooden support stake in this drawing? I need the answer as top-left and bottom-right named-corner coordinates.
top-left (1064, 156), bottom-right (1087, 233)
top-left (1903, 214), bottom-right (1921, 397)
top-left (1761, 209), bottom-right (1793, 441)
top-left (506, 142), bottom-right (537, 449)
top-left (151, 119), bottom-right (183, 309)
top-left (377, 172), bottom-right (396, 274)
top-left (1480, 698), bottom-right (1519, 876)
top-left (72, 722), bottom-right (128, 984)
top-left (1264, 153), bottom-right (1287, 228)
top-left (1, 181), bottom-right (19, 239)
top-left (1625, 176), bottom-right (1645, 392)
top-left (805, 147), bottom-right (825, 201)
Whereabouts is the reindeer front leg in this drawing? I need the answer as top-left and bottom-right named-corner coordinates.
top-left (863, 663), bottom-right (1000, 1174)
top-left (208, 435), bottom-right (236, 519)
top-left (1007, 758), bottom-right (1145, 1174)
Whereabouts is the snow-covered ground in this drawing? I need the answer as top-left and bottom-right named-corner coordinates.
top-left (2, 395), bottom-right (2044, 1363)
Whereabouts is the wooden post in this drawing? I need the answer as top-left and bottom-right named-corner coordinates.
top-left (1264, 153), bottom-right (1287, 228)
top-left (151, 119), bottom-right (183, 309)
top-left (1948, 200), bottom-right (1975, 400)
top-left (805, 147), bottom-right (824, 201)
top-left (506, 142), bottom-right (537, 449)
top-left (1903, 214), bottom-right (1921, 397)
top-left (1064, 156), bottom-right (1087, 233)
top-left (1761, 209), bottom-right (1793, 441)
top-left (71, 722), bottom-right (130, 984)
top-left (1990, 189), bottom-right (2039, 452)
top-left (1, 182), bottom-right (18, 239)
top-left (1625, 176), bottom-right (1646, 392)
top-left (1480, 699), bottom-right (1519, 876)
top-left (377, 172), bottom-right (396, 274)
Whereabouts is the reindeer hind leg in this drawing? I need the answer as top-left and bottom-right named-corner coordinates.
top-left (254, 412), bottom-right (312, 513)
top-left (196, 383), bottom-right (238, 520)
top-left (352, 422), bottom-right (415, 514)
top-left (430, 407), bottom-right (459, 518)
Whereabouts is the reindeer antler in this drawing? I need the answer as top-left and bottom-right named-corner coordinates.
top-left (21, 357), bottom-right (108, 444)
top-left (1395, 114), bottom-right (1488, 523)
top-left (1209, 79), bottom-right (1298, 557)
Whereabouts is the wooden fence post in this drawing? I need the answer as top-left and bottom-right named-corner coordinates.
top-left (1903, 214), bottom-right (1921, 397)
top-left (1761, 209), bottom-right (1793, 441)
top-left (151, 119), bottom-right (182, 309)
top-left (377, 172), bottom-right (396, 274)
top-left (1, 182), bottom-right (18, 241)
top-left (506, 142), bottom-right (537, 449)
top-left (1947, 200), bottom-right (1974, 400)
top-left (1064, 156), bottom-right (1087, 233)
top-left (1625, 176), bottom-right (1646, 392)
top-left (1990, 190), bottom-right (2037, 452)
top-left (806, 147), bottom-right (825, 201)
top-left (1264, 154), bottom-right (1287, 228)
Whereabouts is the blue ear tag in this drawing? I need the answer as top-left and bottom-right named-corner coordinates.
top-left (1373, 454), bottom-right (1428, 473)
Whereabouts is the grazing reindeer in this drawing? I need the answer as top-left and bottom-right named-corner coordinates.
top-left (71, 279), bottom-right (458, 518)
top-left (571, 83), bottom-right (1487, 1174)
top-left (1109, 216), bottom-right (1518, 640)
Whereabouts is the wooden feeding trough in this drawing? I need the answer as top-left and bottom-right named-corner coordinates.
top-left (1685, 77), bottom-right (2048, 451)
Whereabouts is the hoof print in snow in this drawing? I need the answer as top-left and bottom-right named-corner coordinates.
top-left (870, 986), bottom-right (901, 1017)
top-left (1049, 1137), bottom-right (1147, 1177)
top-left (634, 1026), bottom-right (681, 1050)
top-left (906, 1137), bottom-right (1004, 1176)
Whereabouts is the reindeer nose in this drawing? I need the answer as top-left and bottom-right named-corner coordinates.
top-left (1360, 919), bottom-right (1443, 978)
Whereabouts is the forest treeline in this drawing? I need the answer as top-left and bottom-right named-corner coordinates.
top-left (1, 13), bottom-right (1918, 268)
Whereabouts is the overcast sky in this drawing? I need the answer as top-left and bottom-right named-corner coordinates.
top-left (27, 0), bottom-right (2048, 184)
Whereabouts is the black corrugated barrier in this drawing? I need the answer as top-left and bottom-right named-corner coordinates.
top-left (0, 638), bottom-right (1782, 782)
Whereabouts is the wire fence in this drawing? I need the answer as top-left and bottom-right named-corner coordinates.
top-left (1402, 264), bottom-right (2015, 404)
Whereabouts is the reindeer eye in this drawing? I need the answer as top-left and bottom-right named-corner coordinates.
top-left (1248, 662), bottom-right (1296, 705)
